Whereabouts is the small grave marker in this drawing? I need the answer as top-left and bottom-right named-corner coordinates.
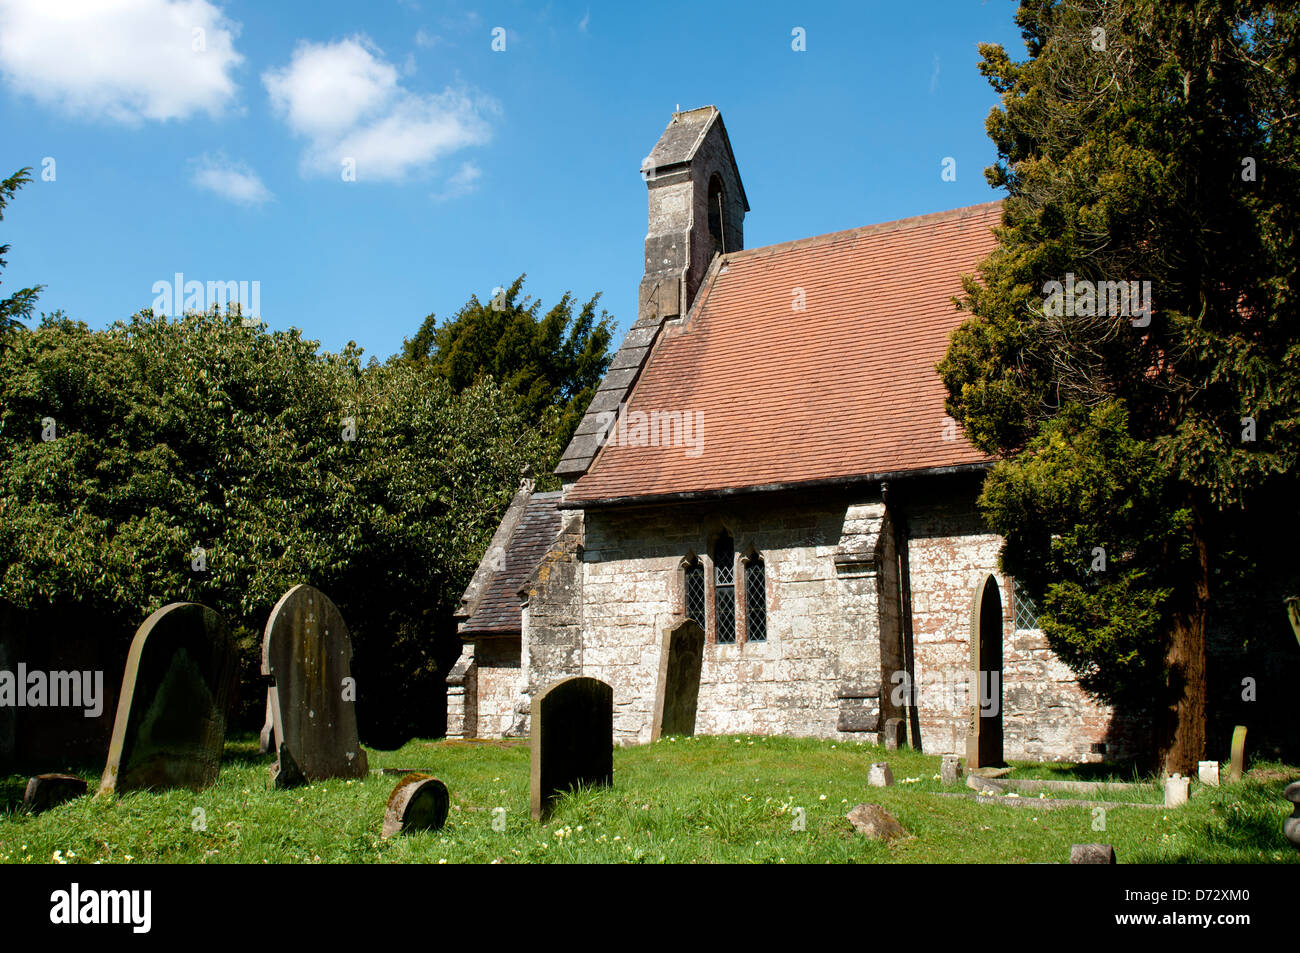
top-left (530, 676), bottom-right (613, 821)
top-left (868, 762), bottom-right (894, 787)
top-left (382, 774), bottom-right (450, 838)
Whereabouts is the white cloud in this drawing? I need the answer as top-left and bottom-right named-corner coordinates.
top-left (414, 28), bottom-right (443, 48)
top-left (191, 153), bottom-right (271, 205)
top-left (263, 35), bottom-right (495, 182)
top-left (578, 9), bottom-right (590, 32)
top-left (0, 0), bottom-right (242, 123)
top-left (431, 161), bottom-right (481, 201)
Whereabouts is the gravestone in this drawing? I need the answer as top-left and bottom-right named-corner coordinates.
top-left (1070, 844), bottom-right (1116, 864)
top-left (1284, 781), bottom-right (1300, 853)
top-left (1164, 773), bottom-right (1190, 807)
top-left (1229, 725), bottom-right (1247, 781)
top-left (883, 717), bottom-right (905, 751)
top-left (23, 774), bottom-right (88, 815)
top-left (651, 619), bottom-right (704, 740)
top-left (530, 676), bottom-right (613, 821)
top-left (382, 773), bottom-right (450, 838)
top-left (868, 762), bottom-right (894, 787)
top-left (846, 803), bottom-right (907, 840)
top-left (98, 603), bottom-right (238, 796)
top-left (941, 754), bottom-right (961, 784)
top-left (1198, 760), bottom-right (1220, 787)
top-left (262, 585), bottom-right (367, 787)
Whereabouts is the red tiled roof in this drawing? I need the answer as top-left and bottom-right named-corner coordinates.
top-left (566, 202), bottom-right (1002, 505)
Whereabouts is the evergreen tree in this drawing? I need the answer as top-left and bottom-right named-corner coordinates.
top-left (939, 0), bottom-right (1300, 772)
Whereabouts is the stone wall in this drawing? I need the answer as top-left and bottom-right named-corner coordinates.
top-left (902, 479), bottom-right (1136, 762)
top-left (578, 493), bottom-right (887, 745)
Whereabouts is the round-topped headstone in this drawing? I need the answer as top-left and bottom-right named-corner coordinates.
top-left (1284, 781), bottom-right (1300, 853)
top-left (382, 773), bottom-right (450, 838)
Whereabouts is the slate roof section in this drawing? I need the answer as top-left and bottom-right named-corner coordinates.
top-left (459, 491), bottom-right (564, 636)
top-left (565, 202), bottom-right (1003, 506)
top-left (642, 106), bottom-right (750, 210)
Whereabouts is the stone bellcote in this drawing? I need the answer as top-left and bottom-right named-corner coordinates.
top-left (638, 105), bottom-right (748, 323)
top-left (554, 106), bottom-right (748, 482)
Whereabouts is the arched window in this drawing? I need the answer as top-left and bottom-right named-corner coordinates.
top-left (743, 552), bottom-right (766, 643)
top-left (683, 554), bottom-right (706, 627)
top-left (713, 531), bottom-right (736, 644)
top-left (706, 174), bottom-right (727, 256)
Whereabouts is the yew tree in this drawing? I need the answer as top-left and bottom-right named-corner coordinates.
top-left (940, 0), bottom-right (1300, 773)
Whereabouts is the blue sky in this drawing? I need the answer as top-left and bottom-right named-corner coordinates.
top-left (0, 0), bottom-right (1024, 360)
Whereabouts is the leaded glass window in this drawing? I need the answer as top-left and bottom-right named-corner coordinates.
top-left (714, 532), bottom-right (736, 644)
top-left (1013, 578), bottom-right (1039, 631)
top-left (684, 557), bottom-right (705, 626)
top-left (744, 555), bottom-right (766, 642)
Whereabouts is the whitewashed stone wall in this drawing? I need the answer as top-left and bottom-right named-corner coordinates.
top-left (578, 497), bottom-right (890, 745)
top-left (905, 489), bottom-right (1136, 762)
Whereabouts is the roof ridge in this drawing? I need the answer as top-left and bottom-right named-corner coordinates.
top-left (723, 200), bottom-right (1003, 264)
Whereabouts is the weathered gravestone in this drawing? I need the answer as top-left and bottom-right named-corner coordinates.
top-left (940, 754), bottom-right (961, 784)
top-left (530, 676), bottom-right (613, 821)
top-left (846, 803), bottom-right (907, 840)
top-left (1229, 725), bottom-right (1247, 782)
top-left (382, 773), bottom-right (450, 838)
top-left (262, 585), bottom-right (367, 787)
top-left (98, 603), bottom-right (238, 795)
top-left (1284, 781), bottom-right (1300, 853)
top-left (23, 774), bottom-right (88, 815)
top-left (651, 619), bottom-right (704, 741)
top-left (1070, 844), bottom-right (1116, 864)
top-left (1198, 760), bottom-right (1220, 787)
top-left (1164, 773), bottom-right (1190, 808)
top-left (868, 762), bottom-right (894, 787)
top-left (883, 717), bottom-right (905, 751)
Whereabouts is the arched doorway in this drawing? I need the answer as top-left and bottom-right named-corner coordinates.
top-left (965, 575), bottom-right (1004, 768)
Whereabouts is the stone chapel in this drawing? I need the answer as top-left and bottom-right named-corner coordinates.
top-left (447, 105), bottom-right (1149, 763)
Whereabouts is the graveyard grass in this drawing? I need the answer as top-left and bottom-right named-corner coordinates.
top-left (2, 735), bottom-right (1296, 864)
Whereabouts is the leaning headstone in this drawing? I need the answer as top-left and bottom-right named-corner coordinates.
top-left (651, 619), bottom-right (704, 740)
top-left (262, 585), bottom-right (368, 787)
top-left (382, 773), bottom-right (450, 838)
top-left (1070, 844), bottom-right (1116, 864)
top-left (98, 603), bottom-right (238, 796)
top-left (1164, 773), bottom-right (1190, 807)
top-left (530, 676), bottom-right (613, 821)
top-left (883, 717), bottom-right (905, 751)
top-left (1284, 781), bottom-right (1300, 853)
top-left (1198, 760), bottom-right (1220, 787)
top-left (940, 754), bottom-right (961, 784)
top-left (846, 803), bottom-right (907, 840)
top-left (1229, 725), bottom-right (1247, 782)
top-left (23, 774), bottom-right (88, 815)
top-left (868, 762), bottom-right (894, 787)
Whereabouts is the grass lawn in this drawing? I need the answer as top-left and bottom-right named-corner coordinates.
top-left (2, 734), bottom-right (1296, 864)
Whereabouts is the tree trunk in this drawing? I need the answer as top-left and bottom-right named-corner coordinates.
top-left (1157, 496), bottom-right (1210, 776)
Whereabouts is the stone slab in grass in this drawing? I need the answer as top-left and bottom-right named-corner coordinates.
top-left (996, 778), bottom-right (1145, 795)
top-left (530, 676), bottom-right (612, 821)
top-left (261, 585), bottom-right (367, 787)
top-left (99, 603), bottom-right (238, 796)
top-left (935, 792), bottom-right (1163, 810)
top-left (1070, 844), bottom-right (1117, 864)
top-left (847, 803), bottom-right (907, 840)
top-left (24, 774), bottom-right (88, 814)
top-left (382, 773), bottom-right (449, 838)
